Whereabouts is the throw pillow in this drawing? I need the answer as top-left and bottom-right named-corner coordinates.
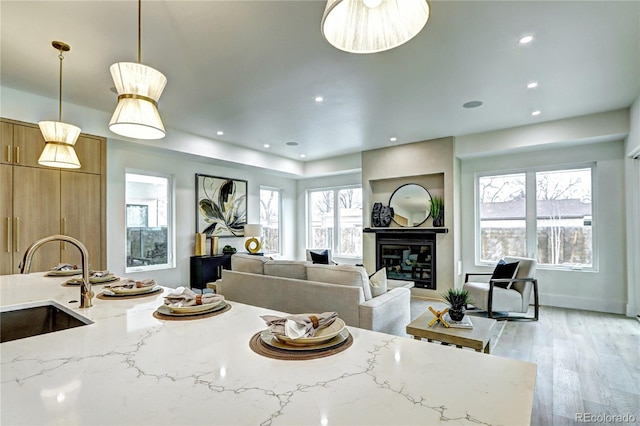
top-left (491, 259), bottom-right (520, 288)
top-left (310, 250), bottom-right (330, 264)
top-left (369, 268), bottom-right (388, 297)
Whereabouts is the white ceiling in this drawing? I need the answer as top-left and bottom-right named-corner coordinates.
top-left (1, 1), bottom-right (638, 162)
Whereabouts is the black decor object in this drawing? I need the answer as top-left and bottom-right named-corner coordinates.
top-left (449, 308), bottom-right (465, 322)
top-left (379, 205), bottom-right (394, 227)
top-left (372, 202), bottom-right (382, 227)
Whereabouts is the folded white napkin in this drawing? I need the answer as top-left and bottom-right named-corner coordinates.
top-left (109, 278), bottom-right (156, 289)
top-left (261, 312), bottom-right (338, 339)
top-left (51, 263), bottom-right (78, 271)
top-left (91, 270), bottom-right (112, 278)
top-left (163, 286), bottom-right (224, 307)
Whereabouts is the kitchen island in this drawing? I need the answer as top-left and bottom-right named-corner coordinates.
top-left (1, 273), bottom-right (536, 425)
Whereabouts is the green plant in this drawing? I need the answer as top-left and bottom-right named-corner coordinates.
top-left (430, 196), bottom-right (444, 219)
top-left (441, 288), bottom-right (471, 310)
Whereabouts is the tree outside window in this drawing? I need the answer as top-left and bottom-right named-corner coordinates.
top-left (308, 187), bottom-right (362, 257)
top-left (478, 167), bottom-right (593, 268)
top-left (259, 187), bottom-right (281, 254)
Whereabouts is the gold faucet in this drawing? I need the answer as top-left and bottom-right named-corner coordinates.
top-left (20, 234), bottom-right (93, 308)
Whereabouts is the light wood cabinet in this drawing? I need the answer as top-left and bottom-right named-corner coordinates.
top-left (0, 118), bottom-right (106, 274)
top-left (0, 164), bottom-right (13, 274)
top-left (60, 171), bottom-right (101, 268)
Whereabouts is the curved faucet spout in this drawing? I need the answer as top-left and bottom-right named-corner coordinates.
top-left (20, 234), bottom-right (93, 308)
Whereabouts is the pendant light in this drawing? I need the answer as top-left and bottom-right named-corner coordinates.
top-left (109, 0), bottom-right (167, 140)
top-left (38, 41), bottom-right (82, 169)
top-left (321, 0), bottom-right (431, 54)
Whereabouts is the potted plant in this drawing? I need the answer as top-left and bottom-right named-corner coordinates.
top-left (430, 196), bottom-right (444, 227)
top-left (442, 288), bottom-right (471, 321)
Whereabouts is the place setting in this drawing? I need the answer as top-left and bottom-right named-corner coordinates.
top-left (97, 278), bottom-right (163, 299)
top-left (62, 270), bottom-right (121, 286)
top-left (153, 286), bottom-right (230, 320)
top-left (249, 311), bottom-right (353, 360)
top-left (45, 263), bottom-right (83, 277)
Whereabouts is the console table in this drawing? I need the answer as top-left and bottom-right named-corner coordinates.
top-left (189, 254), bottom-right (232, 290)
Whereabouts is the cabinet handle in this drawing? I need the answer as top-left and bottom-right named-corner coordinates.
top-left (14, 217), bottom-right (19, 252)
top-left (6, 145), bottom-right (11, 163)
top-left (61, 218), bottom-right (66, 249)
top-left (6, 217), bottom-right (10, 253)
top-left (14, 146), bottom-right (19, 164)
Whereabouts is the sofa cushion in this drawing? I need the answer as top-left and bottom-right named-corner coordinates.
top-left (231, 253), bottom-right (270, 274)
top-left (264, 260), bottom-right (308, 280)
top-left (491, 259), bottom-right (520, 288)
top-left (369, 268), bottom-right (388, 297)
top-left (309, 249), bottom-right (330, 264)
top-left (306, 264), bottom-right (373, 300)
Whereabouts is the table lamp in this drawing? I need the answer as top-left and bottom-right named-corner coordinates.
top-left (244, 224), bottom-right (263, 254)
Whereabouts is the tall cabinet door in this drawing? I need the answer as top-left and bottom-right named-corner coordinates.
top-left (0, 164), bottom-right (14, 274)
top-left (60, 171), bottom-right (101, 270)
top-left (1, 122), bottom-right (13, 165)
top-left (13, 166), bottom-right (61, 272)
top-left (12, 125), bottom-right (46, 168)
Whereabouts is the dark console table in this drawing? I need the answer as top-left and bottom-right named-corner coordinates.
top-left (190, 255), bottom-right (232, 290)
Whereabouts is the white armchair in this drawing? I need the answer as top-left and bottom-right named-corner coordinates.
top-left (463, 256), bottom-right (539, 321)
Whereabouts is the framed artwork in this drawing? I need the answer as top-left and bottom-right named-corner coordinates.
top-left (195, 174), bottom-right (247, 237)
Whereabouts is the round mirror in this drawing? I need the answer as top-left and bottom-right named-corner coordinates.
top-left (388, 183), bottom-right (432, 227)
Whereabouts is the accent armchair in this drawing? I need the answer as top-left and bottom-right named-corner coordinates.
top-left (463, 256), bottom-right (539, 321)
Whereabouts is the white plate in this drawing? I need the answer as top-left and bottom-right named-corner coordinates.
top-left (261, 328), bottom-right (349, 351)
top-left (156, 302), bottom-right (226, 317)
top-left (46, 269), bottom-right (82, 276)
top-left (168, 299), bottom-right (225, 314)
top-left (274, 318), bottom-right (346, 347)
top-left (108, 285), bottom-right (159, 295)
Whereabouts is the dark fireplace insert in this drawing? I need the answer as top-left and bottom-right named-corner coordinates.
top-left (375, 231), bottom-right (436, 290)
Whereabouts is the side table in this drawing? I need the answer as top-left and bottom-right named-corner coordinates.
top-left (190, 254), bottom-right (232, 291)
top-left (406, 313), bottom-right (497, 354)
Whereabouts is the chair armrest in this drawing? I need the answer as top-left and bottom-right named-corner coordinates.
top-left (464, 272), bottom-right (492, 282)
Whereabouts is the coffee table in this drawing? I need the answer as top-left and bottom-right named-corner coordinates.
top-left (406, 312), bottom-right (497, 354)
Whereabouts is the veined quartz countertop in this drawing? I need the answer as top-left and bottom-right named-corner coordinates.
top-left (1, 273), bottom-right (536, 425)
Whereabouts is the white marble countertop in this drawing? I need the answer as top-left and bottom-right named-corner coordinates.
top-left (1, 273), bottom-right (536, 425)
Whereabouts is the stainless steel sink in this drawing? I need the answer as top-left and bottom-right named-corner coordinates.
top-left (1, 301), bottom-right (93, 343)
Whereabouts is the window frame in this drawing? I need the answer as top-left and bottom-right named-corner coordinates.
top-left (475, 163), bottom-right (597, 271)
top-left (125, 169), bottom-right (176, 273)
top-left (259, 186), bottom-right (282, 255)
top-left (306, 185), bottom-right (363, 259)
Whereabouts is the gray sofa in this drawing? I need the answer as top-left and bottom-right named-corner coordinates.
top-left (218, 253), bottom-right (411, 335)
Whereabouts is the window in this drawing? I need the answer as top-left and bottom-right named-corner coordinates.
top-left (477, 166), bottom-right (594, 269)
top-left (125, 171), bottom-right (174, 272)
top-left (308, 186), bottom-right (362, 257)
top-left (259, 187), bottom-right (281, 254)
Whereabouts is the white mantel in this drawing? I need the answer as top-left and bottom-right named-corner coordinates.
top-left (1, 273), bottom-right (535, 425)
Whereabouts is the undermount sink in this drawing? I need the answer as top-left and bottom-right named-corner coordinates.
top-left (1, 301), bottom-right (93, 343)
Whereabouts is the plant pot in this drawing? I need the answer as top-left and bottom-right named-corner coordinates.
top-left (449, 308), bottom-right (465, 321)
top-left (432, 216), bottom-right (444, 227)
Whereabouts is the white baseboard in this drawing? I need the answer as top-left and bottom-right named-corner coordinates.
top-left (540, 294), bottom-right (626, 315)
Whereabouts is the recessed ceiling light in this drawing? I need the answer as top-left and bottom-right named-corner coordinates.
top-left (315, 96), bottom-right (324, 102)
top-left (286, 141), bottom-right (299, 146)
top-left (463, 100), bottom-right (483, 108)
top-left (527, 81), bottom-right (539, 89)
top-left (217, 131), bottom-right (224, 136)
top-left (299, 154), bottom-right (306, 158)
top-left (263, 144), bottom-right (270, 148)
top-left (390, 137), bottom-right (397, 142)
top-left (519, 35), bottom-right (534, 45)
top-left (531, 110), bottom-right (541, 116)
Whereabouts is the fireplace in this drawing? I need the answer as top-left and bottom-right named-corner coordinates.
top-left (367, 229), bottom-right (444, 290)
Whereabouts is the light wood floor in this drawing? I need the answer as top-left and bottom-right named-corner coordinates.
top-left (491, 306), bottom-right (640, 425)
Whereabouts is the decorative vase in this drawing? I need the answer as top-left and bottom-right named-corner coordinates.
top-left (449, 308), bottom-right (465, 321)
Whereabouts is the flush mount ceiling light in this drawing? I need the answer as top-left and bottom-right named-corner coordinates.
top-left (38, 41), bottom-right (81, 169)
top-left (109, 0), bottom-right (167, 140)
top-left (321, 0), bottom-right (430, 54)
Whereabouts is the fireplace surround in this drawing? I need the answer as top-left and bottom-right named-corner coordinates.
top-left (364, 228), bottom-right (448, 290)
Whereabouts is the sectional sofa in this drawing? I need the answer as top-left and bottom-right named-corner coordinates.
top-left (218, 253), bottom-right (411, 335)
